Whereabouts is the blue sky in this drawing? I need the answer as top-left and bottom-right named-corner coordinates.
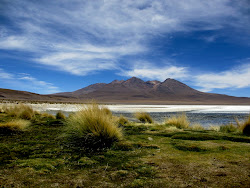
top-left (0, 0), bottom-right (250, 97)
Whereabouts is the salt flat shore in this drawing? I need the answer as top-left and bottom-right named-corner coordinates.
top-left (1, 103), bottom-right (250, 114)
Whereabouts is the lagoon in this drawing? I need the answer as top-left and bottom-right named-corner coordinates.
top-left (27, 104), bottom-right (250, 128)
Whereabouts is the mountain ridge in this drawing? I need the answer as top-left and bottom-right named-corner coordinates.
top-left (1, 77), bottom-right (250, 104)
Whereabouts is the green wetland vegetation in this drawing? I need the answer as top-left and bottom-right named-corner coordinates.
top-left (0, 104), bottom-right (250, 187)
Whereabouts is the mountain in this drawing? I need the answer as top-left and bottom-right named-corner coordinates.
top-left (54, 77), bottom-right (250, 104)
top-left (1, 77), bottom-right (250, 104)
top-left (53, 83), bottom-right (106, 97)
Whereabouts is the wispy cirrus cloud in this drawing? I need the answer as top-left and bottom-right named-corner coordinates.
top-left (194, 63), bottom-right (250, 92)
top-left (0, 0), bottom-right (249, 76)
top-left (0, 68), bottom-right (60, 94)
top-left (120, 61), bottom-right (189, 81)
top-left (0, 68), bottom-right (14, 79)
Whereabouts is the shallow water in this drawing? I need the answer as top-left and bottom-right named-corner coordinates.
top-left (113, 112), bottom-right (249, 128)
top-left (30, 104), bottom-right (250, 128)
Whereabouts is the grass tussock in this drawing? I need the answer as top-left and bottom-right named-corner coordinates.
top-left (0, 119), bottom-right (31, 134)
top-left (135, 112), bottom-right (153, 123)
top-left (209, 125), bottom-right (220, 132)
top-left (117, 115), bottom-right (129, 126)
top-left (41, 112), bottom-right (56, 119)
top-left (235, 115), bottom-right (250, 136)
top-left (165, 113), bottom-right (190, 129)
top-left (64, 103), bottom-right (123, 151)
top-left (219, 123), bottom-right (238, 133)
top-left (56, 111), bottom-right (66, 120)
top-left (3, 104), bottom-right (36, 120)
top-left (102, 107), bottom-right (113, 116)
top-left (242, 120), bottom-right (250, 136)
top-left (190, 123), bottom-right (205, 131)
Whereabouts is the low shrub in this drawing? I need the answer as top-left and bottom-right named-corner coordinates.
top-left (64, 103), bottom-right (123, 151)
top-left (165, 113), bottom-right (190, 129)
top-left (135, 112), bottom-right (153, 123)
top-left (0, 119), bottom-right (31, 134)
top-left (219, 123), bottom-right (238, 133)
top-left (56, 111), bottom-right (66, 120)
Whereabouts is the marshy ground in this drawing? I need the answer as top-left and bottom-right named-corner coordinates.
top-left (0, 105), bottom-right (250, 187)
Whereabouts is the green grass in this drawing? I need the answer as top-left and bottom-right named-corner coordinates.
top-left (0, 106), bottom-right (250, 187)
top-left (219, 123), bottom-right (238, 133)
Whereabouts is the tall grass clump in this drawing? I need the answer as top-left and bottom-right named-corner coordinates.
top-left (135, 112), bottom-right (153, 123)
top-left (235, 115), bottom-right (250, 136)
top-left (102, 107), bottom-right (113, 116)
top-left (0, 119), bottom-right (31, 134)
top-left (41, 112), bottom-right (56, 120)
top-left (64, 104), bottom-right (123, 151)
top-left (117, 115), bottom-right (129, 126)
top-left (56, 111), bottom-right (66, 120)
top-left (165, 113), bottom-right (190, 129)
top-left (4, 104), bottom-right (35, 120)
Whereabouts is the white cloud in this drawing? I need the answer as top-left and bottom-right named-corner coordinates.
top-left (194, 63), bottom-right (250, 92)
top-left (120, 61), bottom-right (189, 81)
top-left (0, 68), bottom-right (14, 79)
top-left (0, 69), bottom-right (60, 94)
top-left (0, 0), bottom-right (248, 75)
top-left (121, 61), bottom-right (250, 93)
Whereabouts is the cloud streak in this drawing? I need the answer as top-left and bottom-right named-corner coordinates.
top-left (0, 68), bottom-right (60, 94)
top-left (121, 61), bottom-right (189, 81)
top-left (0, 0), bottom-right (249, 76)
top-left (194, 63), bottom-right (250, 92)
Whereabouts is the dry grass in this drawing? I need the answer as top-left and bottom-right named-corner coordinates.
top-left (165, 113), bottom-right (190, 129)
top-left (235, 115), bottom-right (250, 136)
top-left (242, 116), bottom-right (250, 136)
top-left (135, 112), bottom-right (153, 123)
top-left (209, 125), bottom-right (220, 131)
top-left (0, 119), bottom-right (31, 134)
top-left (41, 112), bottom-right (56, 119)
top-left (3, 104), bottom-right (36, 120)
top-left (117, 115), bottom-right (128, 126)
top-left (102, 107), bottom-right (113, 116)
top-left (190, 123), bottom-right (205, 131)
top-left (64, 103), bottom-right (123, 151)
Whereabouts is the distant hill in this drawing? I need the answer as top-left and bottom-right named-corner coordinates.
top-left (0, 88), bottom-right (77, 102)
top-left (52, 77), bottom-right (250, 104)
